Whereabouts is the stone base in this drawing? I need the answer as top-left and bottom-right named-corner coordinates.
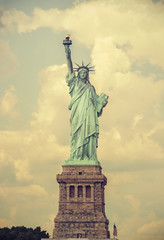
top-left (53, 165), bottom-right (110, 239)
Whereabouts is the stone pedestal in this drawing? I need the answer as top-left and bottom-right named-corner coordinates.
top-left (53, 165), bottom-right (110, 239)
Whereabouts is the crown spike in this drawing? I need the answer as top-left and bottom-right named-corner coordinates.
top-left (82, 61), bottom-right (84, 66)
top-left (75, 63), bottom-right (80, 67)
top-left (86, 63), bottom-right (90, 67)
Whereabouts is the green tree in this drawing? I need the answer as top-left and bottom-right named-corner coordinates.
top-left (0, 226), bottom-right (49, 240)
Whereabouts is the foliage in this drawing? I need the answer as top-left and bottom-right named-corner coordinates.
top-left (0, 226), bottom-right (49, 240)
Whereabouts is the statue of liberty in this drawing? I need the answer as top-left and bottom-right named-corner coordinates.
top-left (63, 35), bottom-right (108, 165)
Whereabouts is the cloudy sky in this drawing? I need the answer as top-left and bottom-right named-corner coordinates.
top-left (0, 0), bottom-right (164, 239)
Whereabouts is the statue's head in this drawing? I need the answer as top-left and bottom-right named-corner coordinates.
top-left (74, 62), bottom-right (94, 83)
top-left (78, 68), bottom-right (89, 82)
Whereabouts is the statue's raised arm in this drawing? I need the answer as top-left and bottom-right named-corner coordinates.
top-left (63, 35), bottom-right (73, 74)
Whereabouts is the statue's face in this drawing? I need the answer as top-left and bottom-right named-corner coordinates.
top-left (79, 70), bottom-right (88, 81)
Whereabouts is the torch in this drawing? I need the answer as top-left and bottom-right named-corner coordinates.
top-left (63, 34), bottom-right (72, 46)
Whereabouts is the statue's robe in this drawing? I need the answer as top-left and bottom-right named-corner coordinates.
top-left (66, 72), bottom-right (108, 162)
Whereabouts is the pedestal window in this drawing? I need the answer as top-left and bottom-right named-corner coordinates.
top-left (78, 186), bottom-right (83, 197)
top-left (69, 186), bottom-right (75, 198)
top-left (86, 185), bottom-right (91, 198)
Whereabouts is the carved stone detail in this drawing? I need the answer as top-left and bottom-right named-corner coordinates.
top-left (59, 183), bottom-right (66, 201)
top-left (94, 183), bottom-right (102, 202)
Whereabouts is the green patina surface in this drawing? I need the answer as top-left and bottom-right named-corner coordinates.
top-left (63, 36), bottom-right (108, 166)
top-left (63, 158), bottom-right (100, 166)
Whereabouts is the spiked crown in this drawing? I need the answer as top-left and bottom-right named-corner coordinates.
top-left (74, 62), bottom-right (95, 73)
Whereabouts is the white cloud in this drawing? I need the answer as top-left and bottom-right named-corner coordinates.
top-left (112, 128), bottom-right (121, 142)
top-left (118, 212), bottom-right (157, 240)
top-left (106, 171), bottom-right (136, 186)
top-left (21, 184), bottom-right (47, 197)
top-left (0, 128), bottom-right (68, 170)
top-left (31, 64), bottom-right (70, 147)
top-left (0, 185), bottom-right (47, 198)
top-left (0, 38), bottom-right (18, 81)
top-left (92, 37), bottom-right (131, 88)
top-left (124, 194), bottom-right (141, 213)
top-left (131, 114), bottom-right (144, 129)
top-left (14, 159), bottom-right (33, 181)
top-left (138, 219), bottom-right (164, 240)
top-left (41, 214), bottom-right (54, 238)
top-left (92, 38), bottom-right (164, 166)
top-left (0, 86), bottom-right (19, 117)
top-left (0, 218), bottom-right (12, 228)
top-left (10, 207), bottom-right (17, 219)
